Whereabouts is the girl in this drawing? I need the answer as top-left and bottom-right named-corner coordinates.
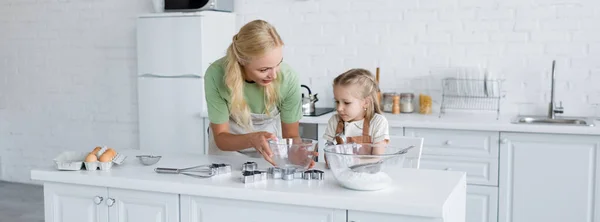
top-left (323, 68), bottom-right (390, 155)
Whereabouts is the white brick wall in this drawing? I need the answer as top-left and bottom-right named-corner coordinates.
top-left (1, 0), bottom-right (600, 183)
top-left (0, 0), bottom-right (149, 183)
top-left (236, 0), bottom-right (600, 117)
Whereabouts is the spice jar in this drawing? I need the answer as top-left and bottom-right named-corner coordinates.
top-left (400, 93), bottom-right (415, 113)
top-left (392, 95), bottom-right (401, 114)
top-left (382, 93), bottom-right (398, 113)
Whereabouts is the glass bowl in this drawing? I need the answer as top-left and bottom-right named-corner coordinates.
top-left (268, 137), bottom-right (318, 170)
top-left (324, 143), bottom-right (409, 191)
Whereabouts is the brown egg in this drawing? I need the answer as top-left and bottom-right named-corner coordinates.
top-left (91, 146), bottom-right (102, 155)
top-left (104, 148), bottom-right (116, 156)
top-left (99, 153), bottom-right (113, 162)
top-left (85, 153), bottom-right (98, 162)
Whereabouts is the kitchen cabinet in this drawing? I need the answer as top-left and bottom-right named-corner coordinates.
top-left (180, 195), bottom-right (459, 222)
top-left (108, 188), bottom-right (179, 222)
top-left (180, 195), bottom-right (347, 222)
top-left (405, 127), bottom-right (500, 222)
top-left (44, 183), bottom-right (108, 222)
top-left (499, 132), bottom-right (600, 222)
top-left (466, 185), bottom-right (498, 222)
top-left (404, 128), bottom-right (499, 158)
top-left (420, 155), bottom-right (498, 186)
top-left (43, 183), bottom-right (179, 222)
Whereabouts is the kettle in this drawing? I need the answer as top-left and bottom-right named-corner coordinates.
top-left (301, 85), bottom-right (318, 115)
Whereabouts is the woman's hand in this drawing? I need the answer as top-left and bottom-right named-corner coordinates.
top-left (249, 131), bottom-right (277, 165)
top-left (284, 138), bottom-right (318, 169)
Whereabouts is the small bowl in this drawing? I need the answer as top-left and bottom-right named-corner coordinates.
top-left (136, 155), bottom-right (162, 166)
top-left (268, 137), bottom-right (318, 170)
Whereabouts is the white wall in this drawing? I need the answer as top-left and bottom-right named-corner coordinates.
top-left (1, 0), bottom-right (600, 183)
top-left (235, 0), bottom-right (600, 116)
top-left (0, 0), bottom-right (149, 183)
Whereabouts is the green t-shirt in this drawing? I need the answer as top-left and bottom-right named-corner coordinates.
top-left (204, 58), bottom-right (302, 125)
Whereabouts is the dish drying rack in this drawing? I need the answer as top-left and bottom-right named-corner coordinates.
top-left (439, 78), bottom-right (503, 119)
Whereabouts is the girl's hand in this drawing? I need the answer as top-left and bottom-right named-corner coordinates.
top-left (249, 131), bottom-right (277, 165)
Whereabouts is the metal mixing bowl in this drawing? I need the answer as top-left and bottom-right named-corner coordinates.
top-left (136, 155), bottom-right (162, 166)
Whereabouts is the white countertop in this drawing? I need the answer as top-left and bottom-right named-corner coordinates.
top-left (299, 111), bottom-right (600, 136)
top-left (201, 110), bottom-right (600, 135)
top-left (31, 150), bottom-right (466, 218)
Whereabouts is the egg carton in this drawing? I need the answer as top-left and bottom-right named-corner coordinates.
top-left (53, 147), bottom-right (127, 171)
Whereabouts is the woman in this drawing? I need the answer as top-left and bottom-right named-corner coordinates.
top-left (204, 20), bottom-right (302, 164)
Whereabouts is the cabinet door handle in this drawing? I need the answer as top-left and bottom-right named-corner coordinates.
top-left (106, 198), bottom-right (115, 207)
top-left (93, 196), bottom-right (103, 205)
top-left (444, 140), bottom-right (452, 145)
top-left (445, 168), bottom-right (452, 171)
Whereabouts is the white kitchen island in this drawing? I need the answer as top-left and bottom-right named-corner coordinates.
top-left (31, 149), bottom-right (466, 222)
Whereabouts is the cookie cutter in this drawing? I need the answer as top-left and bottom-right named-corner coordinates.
top-left (242, 161), bottom-right (258, 171)
top-left (211, 163), bottom-right (232, 175)
top-left (268, 167), bottom-right (282, 179)
top-left (241, 170), bottom-right (267, 184)
top-left (302, 169), bottom-right (324, 180)
top-left (241, 162), bottom-right (324, 182)
top-left (267, 167), bottom-right (324, 181)
top-left (282, 168), bottom-right (296, 181)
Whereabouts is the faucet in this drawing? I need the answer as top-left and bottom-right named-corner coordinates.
top-left (548, 60), bottom-right (564, 119)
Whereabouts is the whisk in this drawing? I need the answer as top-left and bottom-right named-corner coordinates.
top-left (155, 164), bottom-right (219, 178)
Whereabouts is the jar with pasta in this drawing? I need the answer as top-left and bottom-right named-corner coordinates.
top-left (419, 94), bottom-right (432, 114)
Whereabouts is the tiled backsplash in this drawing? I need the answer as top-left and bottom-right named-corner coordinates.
top-left (1, 0), bottom-right (600, 183)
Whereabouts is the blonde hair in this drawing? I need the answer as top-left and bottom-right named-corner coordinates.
top-left (224, 20), bottom-right (284, 131)
top-left (333, 68), bottom-right (382, 120)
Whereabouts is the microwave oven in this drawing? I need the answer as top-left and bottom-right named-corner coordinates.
top-left (164, 0), bottom-right (234, 12)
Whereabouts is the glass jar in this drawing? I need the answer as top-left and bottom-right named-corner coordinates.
top-left (382, 93), bottom-right (398, 113)
top-left (400, 93), bottom-right (415, 113)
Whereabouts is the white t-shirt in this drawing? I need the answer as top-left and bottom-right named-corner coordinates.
top-left (322, 113), bottom-right (390, 144)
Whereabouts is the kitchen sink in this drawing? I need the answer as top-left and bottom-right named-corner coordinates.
top-left (513, 116), bottom-right (595, 127)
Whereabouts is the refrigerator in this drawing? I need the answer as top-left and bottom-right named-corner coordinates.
top-left (136, 11), bottom-right (235, 154)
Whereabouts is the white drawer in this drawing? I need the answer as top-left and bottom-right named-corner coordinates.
top-left (405, 128), bottom-right (499, 158)
top-left (390, 127), bottom-right (403, 136)
top-left (420, 155), bottom-right (499, 186)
